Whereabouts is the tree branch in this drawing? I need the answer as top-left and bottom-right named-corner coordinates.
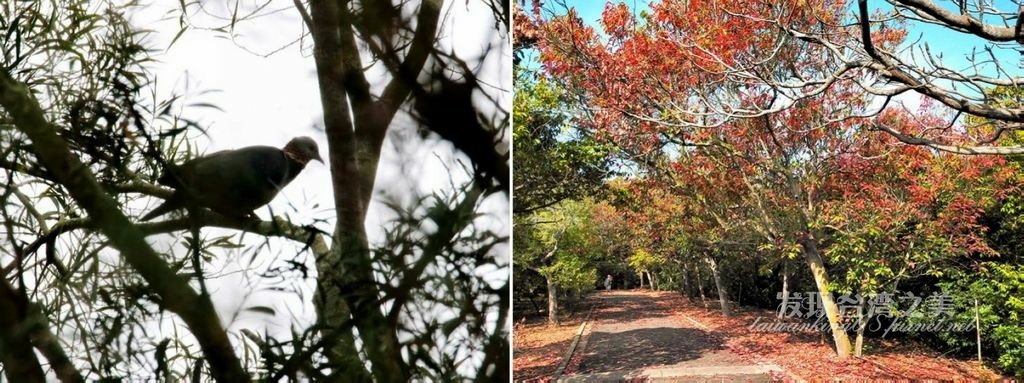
top-left (890, 0), bottom-right (1019, 41)
top-left (354, 0), bottom-right (443, 214)
top-left (0, 69), bottom-right (249, 382)
top-left (858, 0), bottom-right (1024, 123)
top-left (378, 0), bottom-right (442, 111)
top-left (26, 302), bottom-right (85, 383)
top-left (870, 123), bottom-right (1024, 155)
top-left (21, 210), bottom-right (329, 258)
top-left (0, 278), bottom-right (46, 383)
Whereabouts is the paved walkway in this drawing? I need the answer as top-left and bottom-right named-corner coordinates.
top-left (560, 290), bottom-right (782, 382)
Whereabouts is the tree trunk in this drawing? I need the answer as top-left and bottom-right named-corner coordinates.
top-left (704, 252), bottom-right (730, 316)
top-left (801, 237), bottom-right (852, 358)
top-left (694, 263), bottom-right (707, 308)
top-left (0, 279), bottom-right (46, 383)
top-left (737, 278), bottom-right (743, 306)
top-left (855, 294), bottom-right (867, 357)
top-left (638, 271), bottom-right (645, 289)
top-left (681, 266), bottom-right (691, 298)
top-left (527, 293), bottom-right (542, 315)
top-left (779, 262), bottom-right (790, 318)
top-left (547, 277), bottom-right (559, 325)
top-left (304, 0), bottom-right (444, 379)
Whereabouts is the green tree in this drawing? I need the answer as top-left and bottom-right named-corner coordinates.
top-left (913, 85), bottom-right (1024, 376)
top-left (932, 263), bottom-right (1024, 376)
top-left (628, 248), bottom-right (665, 289)
top-left (512, 68), bottom-right (609, 214)
top-left (516, 199), bottom-right (606, 324)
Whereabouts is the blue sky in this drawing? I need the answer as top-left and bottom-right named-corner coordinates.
top-left (544, 0), bottom-right (1022, 78)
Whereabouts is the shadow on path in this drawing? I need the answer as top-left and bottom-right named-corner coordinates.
top-left (564, 291), bottom-right (781, 382)
top-left (578, 327), bottom-right (723, 373)
top-left (588, 291), bottom-right (677, 323)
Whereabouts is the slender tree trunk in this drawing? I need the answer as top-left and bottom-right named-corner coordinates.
top-left (694, 263), bottom-right (707, 308)
top-left (737, 278), bottom-right (743, 306)
top-left (855, 294), bottom-right (867, 357)
top-left (801, 237), bottom-right (852, 358)
top-left (527, 293), bottom-right (542, 315)
top-left (704, 252), bottom-right (730, 316)
top-left (638, 271), bottom-right (645, 289)
top-left (975, 299), bottom-right (982, 363)
top-left (547, 277), bottom-right (559, 325)
top-left (779, 262), bottom-right (790, 318)
top-left (681, 265), bottom-right (691, 298)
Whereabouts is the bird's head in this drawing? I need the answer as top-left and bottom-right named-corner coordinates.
top-left (283, 136), bottom-right (324, 165)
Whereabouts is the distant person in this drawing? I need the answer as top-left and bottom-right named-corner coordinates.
top-left (604, 275), bottom-right (613, 291)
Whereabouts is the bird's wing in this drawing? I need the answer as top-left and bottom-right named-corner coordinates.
top-left (188, 147), bottom-right (291, 211)
top-left (152, 146), bottom-right (303, 216)
top-left (157, 149), bottom-right (234, 187)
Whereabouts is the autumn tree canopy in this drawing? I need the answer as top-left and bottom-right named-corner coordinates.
top-left (517, 0), bottom-right (1024, 373)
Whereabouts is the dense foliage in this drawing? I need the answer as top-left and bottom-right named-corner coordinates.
top-left (512, 68), bottom-right (610, 214)
top-left (515, 0), bottom-right (1024, 376)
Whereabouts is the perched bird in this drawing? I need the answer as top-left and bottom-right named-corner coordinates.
top-left (140, 136), bottom-right (323, 221)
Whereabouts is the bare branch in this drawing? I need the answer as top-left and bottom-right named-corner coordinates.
top-left (890, 0), bottom-right (1019, 41)
top-left (871, 123), bottom-right (1024, 155)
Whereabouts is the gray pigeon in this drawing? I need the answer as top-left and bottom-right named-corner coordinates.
top-left (140, 136), bottom-right (323, 221)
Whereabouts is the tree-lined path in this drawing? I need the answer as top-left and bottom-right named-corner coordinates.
top-left (515, 0), bottom-right (1024, 378)
top-left (561, 291), bottom-right (784, 382)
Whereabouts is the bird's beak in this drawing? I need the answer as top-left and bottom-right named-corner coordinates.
top-left (314, 152), bottom-right (324, 163)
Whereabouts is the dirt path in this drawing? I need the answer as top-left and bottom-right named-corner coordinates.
top-left (560, 290), bottom-right (784, 382)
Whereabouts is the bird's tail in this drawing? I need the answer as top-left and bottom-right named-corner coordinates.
top-left (140, 197), bottom-right (182, 221)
